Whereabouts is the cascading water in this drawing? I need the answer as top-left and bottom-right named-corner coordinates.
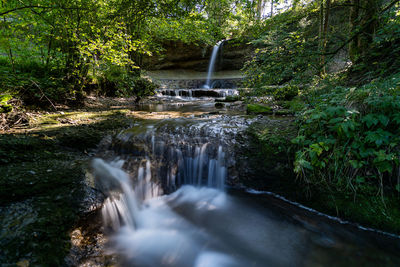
top-left (87, 81), bottom-right (400, 267)
top-left (92, 118), bottom-right (246, 266)
top-left (204, 41), bottom-right (222, 89)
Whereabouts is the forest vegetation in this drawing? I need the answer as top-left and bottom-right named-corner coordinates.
top-left (1, 0), bottom-right (400, 264)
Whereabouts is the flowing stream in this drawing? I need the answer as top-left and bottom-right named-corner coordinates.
top-left (89, 88), bottom-right (400, 267)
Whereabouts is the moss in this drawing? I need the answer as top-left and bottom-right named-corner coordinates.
top-left (246, 104), bottom-right (272, 115)
top-left (216, 95), bottom-right (241, 102)
top-left (304, 191), bottom-right (400, 234)
top-left (235, 119), bottom-right (298, 194)
top-left (0, 162), bottom-right (85, 265)
top-left (0, 110), bottom-right (132, 265)
top-left (39, 118), bottom-right (59, 125)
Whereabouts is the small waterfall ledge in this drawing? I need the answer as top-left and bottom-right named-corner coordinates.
top-left (157, 88), bottom-right (239, 98)
top-left (154, 78), bottom-right (243, 90)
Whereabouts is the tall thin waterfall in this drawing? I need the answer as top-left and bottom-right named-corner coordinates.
top-left (204, 41), bottom-right (222, 89)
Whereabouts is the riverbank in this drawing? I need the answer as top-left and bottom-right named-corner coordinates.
top-left (242, 83), bottom-right (400, 235)
top-left (247, 120), bottom-right (400, 235)
top-left (0, 98), bottom-right (137, 266)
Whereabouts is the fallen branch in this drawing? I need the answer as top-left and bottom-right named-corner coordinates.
top-left (29, 79), bottom-right (57, 111)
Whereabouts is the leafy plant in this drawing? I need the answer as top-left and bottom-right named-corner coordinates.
top-left (292, 74), bottom-right (400, 199)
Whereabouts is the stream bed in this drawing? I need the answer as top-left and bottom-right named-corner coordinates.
top-left (83, 92), bottom-right (400, 267)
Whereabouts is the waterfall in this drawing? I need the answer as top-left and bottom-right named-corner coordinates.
top-left (84, 92), bottom-right (400, 267)
top-left (204, 41), bottom-right (223, 89)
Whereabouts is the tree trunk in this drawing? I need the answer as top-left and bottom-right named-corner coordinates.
top-left (349, 0), bottom-right (379, 62)
top-left (321, 0), bottom-right (331, 74)
top-left (256, 0), bottom-right (263, 20)
top-left (359, 0), bottom-right (378, 56)
top-left (46, 29), bottom-right (54, 66)
top-left (270, 0), bottom-right (274, 17)
top-left (349, 0), bottom-right (360, 61)
top-left (319, 0), bottom-right (324, 72)
top-left (2, 0), bottom-right (15, 74)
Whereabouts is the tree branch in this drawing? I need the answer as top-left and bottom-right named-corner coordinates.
top-left (0, 5), bottom-right (83, 16)
top-left (381, 0), bottom-right (400, 13)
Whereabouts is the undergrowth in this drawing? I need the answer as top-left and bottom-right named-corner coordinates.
top-left (0, 57), bottom-right (157, 110)
top-left (292, 74), bottom-right (400, 200)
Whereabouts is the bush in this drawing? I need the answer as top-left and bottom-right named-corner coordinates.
top-left (292, 74), bottom-right (400, 197)
top-left (271, 85), bottom-right (299, 100)
top-left (0, 57), bottom-right (78, 108)
top-left (96, 64), bottom-right (157, 98)
top-left (116, 77), bottom-right (158, 98)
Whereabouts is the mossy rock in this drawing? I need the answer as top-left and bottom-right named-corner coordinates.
top-left (216, 95), bottom-right (241, 103)
top-left (246, 104), bottom-right (272, 115)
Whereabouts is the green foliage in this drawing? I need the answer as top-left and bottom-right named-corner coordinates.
top-left (243, 2), bottom-right (352, 88)
top-left (148, 14), bottom-right (219, 45)
top-left (246, 104), bottom-right (272, 115)
top-left (241, 84), bottom-right (299, 101)
top-left (264, 84), bottom-right (299, 100)
top-left (292, 74), bottom-right (400, 196)
top-left (279, 98), bottom-right (306, 113)
top-left (243, 8), bottom-right (321, 87)
top-left (95, 64), bottom-right (157, 97)
top-left (0, 57), bottom-right (74, 107)
top-left (0, 94), bottom-right (13, 113)
top-left (0, 0), bottom-right (277, 106)
top-left (273, 85), bottom-right (299, 100)
top-left (118, 77), bottom-right (158, 98)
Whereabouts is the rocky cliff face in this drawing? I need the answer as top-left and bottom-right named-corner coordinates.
top-left (142, 39), bottom-right (253, 71)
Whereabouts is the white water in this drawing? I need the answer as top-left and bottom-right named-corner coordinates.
top-left (204, 42), bottom-right (222, 89)
top-left (92, 158), bottom-right (307, 267)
